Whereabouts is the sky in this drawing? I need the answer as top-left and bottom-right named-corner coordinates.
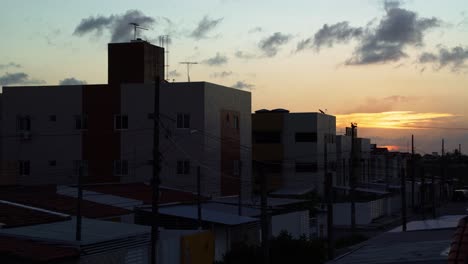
top-left (0, 0), bottom-right (467, 154)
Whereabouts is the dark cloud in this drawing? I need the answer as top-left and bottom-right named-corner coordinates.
top-left (258, 32), bottom-right (292, 57)
top-left (346, 4), bottom-right (440, 65)
top-left (248, 27), bottom-right (263, 34)
top-left (190, 16), bottom-right (223, 40)
top-left (0, 72), bottom-right (46, 86)
top-left (0, 62), bottom-right (21, 70)
top-left (298, 1), bottom-right (441, 65)
top-left (231, 80), bottom-right (254, 90)
top-left (418, 46), bottom-right (468, 71)
top-left (211, 71), bottom-right (233, 78)
top-left (59, 77), bottom-right (87, 85)
top-left (73, 10), bottom-right (156, 42)
top-left (343, 95), bottom-right (420, 114)
top-left (168, 70), bottom-right (181, 77)
top-left (234, 50), bottom-right (256, 60)
top-left (202, 53), bottom-right (228, 66)
top-left (296, 22), bottom-right (363, 51)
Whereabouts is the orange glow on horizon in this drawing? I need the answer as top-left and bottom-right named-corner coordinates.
top-left (379, 145), bottom-right (401, 151)
top-left (336, 111), bottom-right (456, 130)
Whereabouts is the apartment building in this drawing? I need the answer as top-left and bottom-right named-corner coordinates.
top-left (0, 40), bottom-right (251, 198)
top-left (252, 109), bottom-right (336, 196)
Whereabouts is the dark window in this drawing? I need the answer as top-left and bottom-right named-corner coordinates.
top-left (115, 115), bottom-right (128, 130)
top-left (177, 160), bottom-right (190, 175)
top-left (19, 160), bottom-right (30, 176)
top-left (233, 115), bottom-right (239, 129)
top-left (295, 132), bottom-right (317, 142)
top-left (114, 160), bottom-right (129, 175)
top-left (265, 162), bottom-right (282, 173)
top-left (17, 116), bottom-right (31, 131)
top-left (295, 162), bottom-right (318, 173)
top-left (253, 131), bottom-right (281, 143)
top-left (75, 115), bottom-right (88, 130)
top-left (73, 160), bottom-right (88, 176)
top-left (177, 113), bottom-right (190, 129)
top-left (49, 160), bottom-right (56, 166)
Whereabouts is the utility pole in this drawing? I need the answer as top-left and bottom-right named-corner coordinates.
top-left (324, 133), bottom-right (334, 260)
top-left (441, 139), bottom-right (446, 202)
top-left (197, 166), bottom-right (202, 229)
top-left (151, 76), bottom-right (161, 264)
top-left (350, 123), bottom-right (357, 233)
top-left (260, 165), bottom-right (269, 264)
top-left (432, 169), bottom-right (436, 219)
top-left (411, 135), bottom-right (415, 210)
top-left (76, 165), bottom-right (83, 241)
top-left (420, 166), bottom-right (426, 219)
top-left (238, 161), bottom-right (243, 216)
top-left (400, 165), bottom-right (407, 231)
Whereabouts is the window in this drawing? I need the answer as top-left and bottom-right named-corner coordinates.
top-left (324, 134), bottom-right (335, 144)
top-left (253, 131), bottom-right (281, 143)
top-left (75, 115), bottom-right (88, 130)
top-left (176, 113), bottom-right (190, 129)
top-left (49, 115), bottom-right (56, 122)
top-left (114, 160), bottom-right (129, 176)
top-left (295, 162), bottom-right (318, 173)
top-left (176, 160), bottom-right (190, 175)
top-left (233, 160), bottom-right (240, 176)
top-left (49, 160), bottom-right (56, 166)
top-left (17, 115), bottom-right (31, 131)
top-left (233, 115), bottom-right (239, 129)
top-left (295, 132), bottom-right (317, 142)
top-left (115, 115), bottom-right (128, 130)
top-left (19, 160), bottom-right (30, 176)
top-left (73, 160), bottom-right (88, 176)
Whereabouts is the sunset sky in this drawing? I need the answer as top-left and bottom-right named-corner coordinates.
top-left (1, 0), bottom-right (467, 153)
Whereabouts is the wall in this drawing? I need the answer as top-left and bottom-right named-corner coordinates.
top-left (1, 86), bottom-right (83, 185)
top-left (271, 210), bottom-right (310, 239)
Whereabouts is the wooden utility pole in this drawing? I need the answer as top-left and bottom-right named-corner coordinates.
top-left (238, 161), bottom-right (243, 216)
top-left (441, 139), bottom-right (446, 202)
top-left (400, 166), bottom-right (407, 231)
top-left (76, 165), bottom-right (83, 241)
top-left (350, 123), bottom-right (357, 232)
top-left (151, 77), bottom-right (161, 264)
top-left (324, 133), bottom-right (334, 260)
top-left (420, 166), bottom-right (426, 219)
top-left (197, 166), bottom-right (202, 229)
top-left (411, 135), bottom-right (415, 210)
top-left (260, 165), bottom-right (269, 264)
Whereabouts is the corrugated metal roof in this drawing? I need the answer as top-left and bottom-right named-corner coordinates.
top-left (389, 215), bottom-right (465, 232)
top-left (158, 205), bottom-right (259, 226)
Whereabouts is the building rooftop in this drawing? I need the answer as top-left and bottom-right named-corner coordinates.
top-left (0, 200), bottom-right (69, 228)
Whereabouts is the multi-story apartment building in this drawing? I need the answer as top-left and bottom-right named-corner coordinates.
top-left (252, 110), bottom-right (336, 196)
top-left (0, 40), bottom-right (252, 198)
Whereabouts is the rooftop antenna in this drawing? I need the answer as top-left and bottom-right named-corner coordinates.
top-left (129, 22), bottom-right (148, 41)
top-left (319, 109), bottom-right (325, 114)
top-left (159, 35), bottom-right (170, 81)
top-left (179, 62), bottom-right (198, 82)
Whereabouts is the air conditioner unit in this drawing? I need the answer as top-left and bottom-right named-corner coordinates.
top-left (21, 131), bottom-right (31, 140)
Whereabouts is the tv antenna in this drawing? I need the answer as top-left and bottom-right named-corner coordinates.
top-left (129, 22), bottom-right (148, 41)
top-left (159, 35), bottom-right (170, 81)
top-left (179, 62), bottom-right (198, 82)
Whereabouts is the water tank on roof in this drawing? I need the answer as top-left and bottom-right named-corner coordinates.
top-left (255, 109), bottom-right (270, 113)
top-left (271, 108), bottom-right (289, 113)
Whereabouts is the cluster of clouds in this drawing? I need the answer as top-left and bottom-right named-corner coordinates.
top-left (0, 72), bottom-right (45, 86)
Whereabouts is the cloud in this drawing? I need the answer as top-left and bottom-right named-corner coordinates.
top-left (202, 53), bottom-right (228, 66)
top-left (234, 50), bottom-right (256, 60)
top-left (259, 32), bottom-right (292, 57)
top-left (248, 27), bottom-right (263, 34)
top-left (0, 62), bottom-right (21, 70)
top-left (59, 77), bottom-right (87, 85)
top-left (296, 22), bottom-right (363, 51)
top-left (298, 1), bottom-right (441, 65)
top-left (190, 16), bottom-right (223, 40)
top-left (343, 95), bottom-right (420, 114)
top-left (211, 71), bottom-right (233, 78)
top-left (418, 46), bottom-right (468, 72)
top-left (73, 10), bottom-right (156, 42)
top-left (231, 80), bottom-right (254, 90)
top-left (168, 70), bottom-right (181, 77)
top-left (0, 72), bottom-right (46, 86)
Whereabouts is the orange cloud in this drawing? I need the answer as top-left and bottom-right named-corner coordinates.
top-left (336, 111), bottom-right (457, 130)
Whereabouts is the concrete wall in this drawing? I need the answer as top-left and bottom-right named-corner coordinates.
top-left (1, 86), bottom-right (83, 185)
